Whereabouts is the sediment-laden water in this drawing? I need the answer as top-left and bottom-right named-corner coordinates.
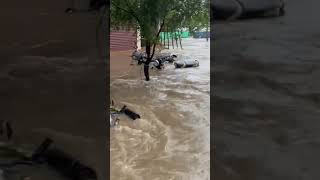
top-left (110, 38), bottom-right (210, 180)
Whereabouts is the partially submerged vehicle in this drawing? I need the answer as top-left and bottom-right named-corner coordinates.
top-left (150, 53), bottom-right (178, 69)
top-left (154, 53), bottom-right (178, 63)
top-left (131, 50), bottom-right (200, 69)
top-left (212, 0), bottom-right (285, 20)
top-left (110, 102), bottom-right (141, 127)
top-left (174, 59), bottom-right (199, 68)
top-left (131, 50), bottom-right (178, 69)
top-left (131, 50), bottom-right (147, 65)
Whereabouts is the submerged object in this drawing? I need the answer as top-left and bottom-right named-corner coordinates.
top-left (110, 115), bottom-right (120, 127)
top-left (150, 59), bottom-right (161, 69)
top-left (110, 102), bottom-right (121, 127)
top-left (131, 50), bottom-right (146, 64)
top-left (110, 101), bottom-right (140, 124)
top-left (156, 53), bottom-right (177, 63)
top-left (174, 59), bottom-right (199, 68)
top-left (150, 53), bottom-right (178, 69)
top-left (132, 51), bottom-right (178, 68)
top-left (120, 106), bottom-right (141, 120)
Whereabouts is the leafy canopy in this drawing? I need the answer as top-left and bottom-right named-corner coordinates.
top-left (111, 0), bottom-right (208, 44)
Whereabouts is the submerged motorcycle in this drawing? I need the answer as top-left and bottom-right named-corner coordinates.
top-left (109, 101), bottom-right (141, 128)
top-left (131, 50), bottom-right (178, 69)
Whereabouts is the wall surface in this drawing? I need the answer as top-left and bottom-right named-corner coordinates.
top-left (110, 30), bottom-right (137, 51)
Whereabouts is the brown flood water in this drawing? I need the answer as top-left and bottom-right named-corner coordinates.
top-left (110, 38), bottom-right (210, 180)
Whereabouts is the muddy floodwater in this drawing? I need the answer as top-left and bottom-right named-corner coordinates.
top-left (110, 38), bottom-right (210, 180)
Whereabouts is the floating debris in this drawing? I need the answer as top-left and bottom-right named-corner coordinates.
top-left (120, 106), bottom-right (141, 120)
top-left (110, 115), bottom-right (120, 127)
top-left (109, 100), bottom-right (141, 127)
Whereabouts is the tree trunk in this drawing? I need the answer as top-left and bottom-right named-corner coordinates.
top-left (167, 32), bottom-right (170, 49)
top-left (165, 31), bottom-right (167, 48)
top-left (144, 62), bottom-right (150, 81)
top-left (166, 27), bottom-right (170, 49)
top-left (175, 33), bottom-right (178, 48)
top-left (179, 30), bottom-right (183, 49)
top-left (144, 43), bottom-right (151, 81)
top-left (171, 32), bottom-right (174, 49)
top-left (163, 31), bottom-right (166, 47)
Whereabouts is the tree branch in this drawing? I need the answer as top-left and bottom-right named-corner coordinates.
top-left (150, 19), bottom-right (165, 60)
top-left (111, 1), bottom-right (141, 23)
top-left (124, 0), bottom-right (141, 23)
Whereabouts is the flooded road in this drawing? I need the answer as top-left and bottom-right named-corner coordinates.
top-left (110, 38), bottom-right (210, 180)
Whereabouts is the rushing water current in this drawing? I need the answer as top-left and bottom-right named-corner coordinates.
top-left (110, 38), bottom-right (210, 180)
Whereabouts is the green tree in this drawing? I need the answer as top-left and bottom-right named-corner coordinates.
top-left (111, 0), bottom-right (207, 81)
top-left (185, 0), bottom-right (209, 40)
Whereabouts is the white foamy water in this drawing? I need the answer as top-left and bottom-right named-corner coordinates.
top-left (110, 38), bottom-right (210, 180)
